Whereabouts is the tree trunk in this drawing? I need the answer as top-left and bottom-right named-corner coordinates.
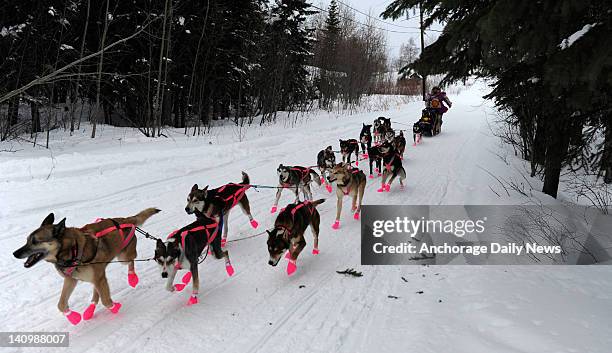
top-left (602, 115), bottom-right (612, 184)
top-left (30, 101), bottom-right (41, 134)
top-left (542, 118), bottom-right (570, 198)
top-left (8, 96), bottom-right (19, 126)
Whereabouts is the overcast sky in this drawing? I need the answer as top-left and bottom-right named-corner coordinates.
top-left (308, 0), bottom-right (443, 60)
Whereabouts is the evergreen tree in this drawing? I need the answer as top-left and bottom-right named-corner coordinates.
top-left (383, 0), bottom-right (612, 195)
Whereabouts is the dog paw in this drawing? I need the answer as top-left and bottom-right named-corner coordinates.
top-left (312, 248), bottom-right (319, 255)
top-left (83, 303), bottom-right (96, 321)
top-left (174, 283), bottom-right (186, 292)
top-left (286, 260), bottom-right (297, 276)
top-left (221, 238), bottom-right (227, 248)
top-left (369, 174), bottom-right (374, 179)
top-left (127, 272), bottom-right (139, 288)
top-left (385, 184), bottom-right (391, 192)
top-left (377, 187), bottom-right (385, 192)
top-left (64, 310), bottom-right (82, 326)
top-left (332, 220), bottom-right (340, 230)
top-left (250, 219), bottom-right (259, 229)
top-left (187, 295), bottom-right (198, 305)
top-left (166, 285), bottom-right (176, 292)
top-left (108, 302), bottom-right (122, 314)
top-left (325, 185), bottom-right (333, 193)
top-left (353, 212), bottom-right (360, 220)
top-left (270, 206), bottom-right (277, 213)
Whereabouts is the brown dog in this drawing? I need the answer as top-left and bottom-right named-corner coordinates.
top-left (327, 163), bottom-right (366, 229)
top-left (13, 208), bottom-right (159, 325)
top-left (267, 199), bottom-right (325, 276)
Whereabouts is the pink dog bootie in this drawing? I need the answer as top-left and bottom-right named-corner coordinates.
top-left (270, 206), bottom-right (278, 213)
top-left (385, 184), bottom-right (391, 192)
top-left (188, 293), bottom-right (198, 305)
top-left (312, 248), bottom-right (320, 255)
top-left (332, 220), bottom-right (340, 230)
top-left (83, 303), bottom-right (96, 321)
top-left (369, 174), bottom-right (374, 179)
top-left (286, 259), bottom-right (297, 276)
top-left (64, 309), bottom-right (82, 326)
top-left (226, 262), bottom-right (235, 277)
top-left (320, 176), bottom-right (325, 184)
top-left (128, 271), bottom-right (139, 288)
top-left (250, 219), bottom-right (259, 229)
top-left (108, 302), bottom-right (122, 314)
top-left (325, 184), bottom-right (333, 193)
top-left (353, 212), bottom-right (360, 220)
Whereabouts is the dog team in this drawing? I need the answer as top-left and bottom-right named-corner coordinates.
top-left (13, 116), bottom-right (408, 326)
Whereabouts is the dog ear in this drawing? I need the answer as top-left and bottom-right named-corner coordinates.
top-left (41, 213), bottom-right (55, 226)
top-left (155, 238), bottom-right (165, 251)
top-left (191, 184), bottom-right (199, 193)
top-left (53, 218), bottom-right (66, 237)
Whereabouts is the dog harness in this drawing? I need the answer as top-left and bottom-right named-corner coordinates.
top-left (60, 219), bottom-right (135, 277)
top-left (341, 140), bottom-right (359, 153)
top-left (91, 219), bottom-right (136, 250)
top-left (215, 183), bottom-right (251, 208)
top-left (167, 221), bottom-right (220, 253)
top-left (275, 201), bottom-right (315, 237)
top-left (281, 167), bottom-right (312, 187)
top-left (60, 243), bottom-right (84, 277)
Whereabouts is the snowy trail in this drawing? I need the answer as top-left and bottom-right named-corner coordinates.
top-left (1, 85), bottom-right (611, 353)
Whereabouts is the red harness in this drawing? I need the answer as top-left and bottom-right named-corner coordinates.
top-left (383, 153), bottom-right (400, 173)
top-left (275, 201), bottom-right (315, 237)
top-left (167, 222), bottom-right (219, 254)
top-left (62, 219), bottom-right (136, 277)
top-left (215, 183), bottom-right (251, 208)
top-left (61, 245), bottom-right (81, 277)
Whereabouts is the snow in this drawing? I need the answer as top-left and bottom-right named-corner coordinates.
top-left (559, 23), bottom-right (598, 50)
top-left (1, 83), bottom-right (611, 352)
top-left (60, 44), bottom-right (75, 51)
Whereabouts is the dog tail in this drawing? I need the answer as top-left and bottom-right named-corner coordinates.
top-left (241, 171), bottom-right (250, 186)
top-left (311, 198), bottom-right (326, 207)
top-left (126, 208), bottom-right (161, 226)
top-left (309, 169), bottom-right (321, 186)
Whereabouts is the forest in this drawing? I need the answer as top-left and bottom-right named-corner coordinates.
top-left (0, 0), bottom-right (407, 142)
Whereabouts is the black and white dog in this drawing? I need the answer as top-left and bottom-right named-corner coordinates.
top-left (339, 139), bottom-right (360, 166)
top-left (377, 141), bottom-right (406, 192)
top-left (272, 164), bottom-right (321, 213)
top-left (359, 124), bottom-right (372, 158)
top-left (155, 210), bottom-right (232, 305)
top-left (366, 144), bottom-right (383, 178)
top-left (317, 146), bottom-right (336, 193)
top-left (393, 130), bottom-right (406, 159)
top-left (373, 117), bottom-right (391, 145)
